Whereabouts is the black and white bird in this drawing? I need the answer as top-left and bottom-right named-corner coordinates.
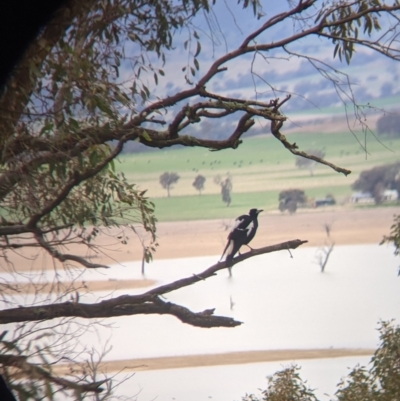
top-left (220, 208), bottom-right (263, 262)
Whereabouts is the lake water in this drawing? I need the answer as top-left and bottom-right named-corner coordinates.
top-left (3, 243), bottom-right (400, 399)
top-left (116, 355), bottom-right (371, 401)
top-left (74, 243), bottom-right (400, 358)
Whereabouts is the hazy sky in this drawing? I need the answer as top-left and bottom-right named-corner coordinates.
top-left (157, 2), bottom-right (399, 110)
top-left (123, 1), bottom-right (400, 137)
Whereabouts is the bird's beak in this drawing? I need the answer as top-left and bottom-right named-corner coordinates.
top-left (258, 209), bottom-right (263, 214)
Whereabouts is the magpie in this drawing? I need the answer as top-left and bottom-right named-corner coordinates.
top-left (220, 208), bottom-right (263, 262)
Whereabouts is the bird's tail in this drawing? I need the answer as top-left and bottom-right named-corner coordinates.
top-left (220, 240), bottom-right (233, 262)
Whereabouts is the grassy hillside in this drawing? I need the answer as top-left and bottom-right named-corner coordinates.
top-left (117, 130), bottom-right (400, 222)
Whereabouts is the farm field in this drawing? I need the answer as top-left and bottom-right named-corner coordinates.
top-left (117, 130), bottom-right (400, 222)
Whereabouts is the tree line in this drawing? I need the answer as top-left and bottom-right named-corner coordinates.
top-left (160, 160), bottom-right (400, 216)
top-left (159, 172), bottom-right (232, 206)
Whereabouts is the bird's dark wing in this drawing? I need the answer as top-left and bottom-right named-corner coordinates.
top-left (227, 215), bottom-right (251, 237)
top-left (228, 227), bottom-right (248, 241)
top-left (221, 228), bottom-right (248, 261)
top-left (235, 215), bottom-right (252, 230)
top-left (221, 212), bottom-right (253, 261)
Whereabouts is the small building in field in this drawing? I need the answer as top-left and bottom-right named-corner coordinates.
top-left (383, 189), bottom-right (398, 201)
top-left (314, 197), bottom-right (336, 207)
top-left (350, 190), bottom-right (398, 204)
top-left (350, 192), bottom-right (374, 204)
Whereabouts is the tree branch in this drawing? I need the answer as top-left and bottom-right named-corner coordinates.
top-left (239, 0), bottom-right (316, 48)
top-left (146, 239), bottom-right (308, 297)
top-left (270, 120), bottom-right (352, 176)
top-left (0, 239), bottom-right (307, 327)
top-left (33, 231), bottom-right (110, 269)
top-left (0, 354), bottom-right (106, 393)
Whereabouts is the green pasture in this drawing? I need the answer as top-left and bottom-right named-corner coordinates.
top-left (117, 130), bottom-right (400, 222)
top-left (149, 191), bottom-right (280, 222)
top-left (146, 184), bottom-right (352, 222)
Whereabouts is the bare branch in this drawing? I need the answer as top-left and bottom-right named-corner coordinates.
top-left (33, 231), bottom-right (109, 269)
top-left (0, 354), bottom-right (106, 393)
top-left (239, 0), bottom-right (316, 48)
top-left (270, 120), bottom-right (352, 176)
top-left (0, 239), bottom-right (307, 326)
top-left (146, 239), bottom-right (308, 297)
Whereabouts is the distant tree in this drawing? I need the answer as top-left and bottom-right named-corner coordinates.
top-left (221, 177), bottom-right (232, 207)
top-left (242, 320), bottom-right (400, 401)
top-left (214, 174), bottom-right (232, 206)
top-left (376, 113), bottom-right (400, 138)
top-left (295, 149), bottom-right (326, 176)
top-left (159, 172), bottom-right (180, 197)
top-left (192, 175), bottom-right (206, 195)
top-left (352, 163), bottom-right (400, 204)
top-left (279, 189), bottom-right (306, 214)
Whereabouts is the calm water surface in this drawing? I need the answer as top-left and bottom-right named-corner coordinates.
top-left (2, 244), bottom-right (400, 399)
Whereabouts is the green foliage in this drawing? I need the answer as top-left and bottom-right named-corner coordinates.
top-left (381, 214), bottom-right (400, 273)
top-left (317, 0), bottom-right (384, 64)
top-left (0, 145), bottom-right (157, 249)
top-left (242, 365), bottom-right (317, 401)
top-left (336, 320), bottom-right (400, 401)
top-left (335, 365), bottom-right (377, 401)
top-left (242, 321), bottom-right (400, 401)
top-left (0, 0), bottom-right (220, 268)
top-left (18, 0), bottom-right (214, 126)
top-left (382, 214), bottom-right (400, 256)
